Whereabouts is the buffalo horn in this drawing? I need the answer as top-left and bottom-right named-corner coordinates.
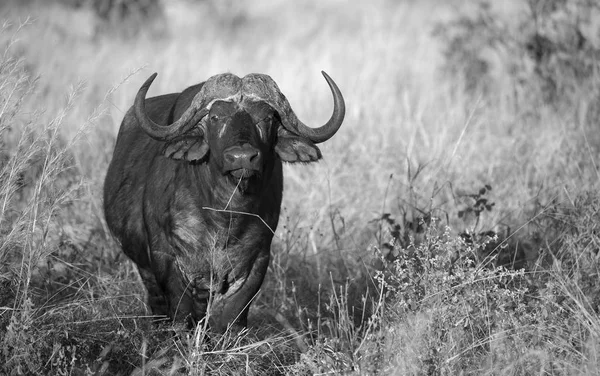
top-left (290, 71), bottom-right (345, 144)
top-left (134, 73), bottom-right (207, 141)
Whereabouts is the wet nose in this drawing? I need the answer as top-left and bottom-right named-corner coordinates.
top-left (223, 144), bottom-right (262, 172)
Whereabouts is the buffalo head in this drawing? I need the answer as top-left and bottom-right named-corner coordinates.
top-left (134, 71), bottom-right (344, 190)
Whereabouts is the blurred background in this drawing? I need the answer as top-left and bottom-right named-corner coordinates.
top-left (1, 0), bottom-right (600, 374)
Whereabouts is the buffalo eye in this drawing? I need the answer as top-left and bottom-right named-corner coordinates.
top-left (256, 115), bottom-right (273, 140)
top-left (210, 114), bottom-right (219, 122)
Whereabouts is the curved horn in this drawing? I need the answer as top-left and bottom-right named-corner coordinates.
top-left (291, 71), bottom-right (345, 144)
top-left (134, 73), bottom-right (207, 141)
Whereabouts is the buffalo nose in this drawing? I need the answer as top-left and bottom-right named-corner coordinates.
top-left (223, 144), bottom-right (262, 172)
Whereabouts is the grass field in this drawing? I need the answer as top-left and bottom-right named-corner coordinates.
top-left (1, 0), bottom-right (600, 374)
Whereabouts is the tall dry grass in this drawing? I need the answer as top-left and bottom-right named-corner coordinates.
top-left (0, 0), bottom-right (599, 374)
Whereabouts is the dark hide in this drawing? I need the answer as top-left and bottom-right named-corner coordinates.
top-left (103, 77), bottom-right (326, 332)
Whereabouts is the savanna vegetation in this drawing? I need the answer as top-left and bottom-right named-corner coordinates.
top-left (1, 0), bottom-right (600, 374)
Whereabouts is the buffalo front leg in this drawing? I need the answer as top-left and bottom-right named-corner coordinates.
top-left (136, 266), bottom-right (169, 318)
top-left (150, 251), bottom-right (197, 324)
top-left (208, 250), bottom-right (271, 332)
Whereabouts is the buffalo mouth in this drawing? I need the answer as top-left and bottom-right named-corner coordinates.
top-left (226, 168), bottom-right (261, 192)
top-left (228, 168), bottom-right (258, 180)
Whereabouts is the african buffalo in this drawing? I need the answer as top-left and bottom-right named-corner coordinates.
top-left (103, 71), bottom-right (345, 331)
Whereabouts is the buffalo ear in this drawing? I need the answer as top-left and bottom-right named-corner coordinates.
top-left (162, 129), bottom-right (209, 162)
top-left (275, 128), bottom-right (322, 163)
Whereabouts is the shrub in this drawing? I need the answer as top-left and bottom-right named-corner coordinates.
top-left (373, 190), bottom-right (600, 374)
top-left (434, 0), bottom-right (600, 120)
top-left (59, 0), bottom-right (166, 38)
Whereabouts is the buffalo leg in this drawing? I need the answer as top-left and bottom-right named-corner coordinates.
top-left (137, 266), bottom-right (169, 318)
top-left (209, 249), bottom-right (270, 332)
